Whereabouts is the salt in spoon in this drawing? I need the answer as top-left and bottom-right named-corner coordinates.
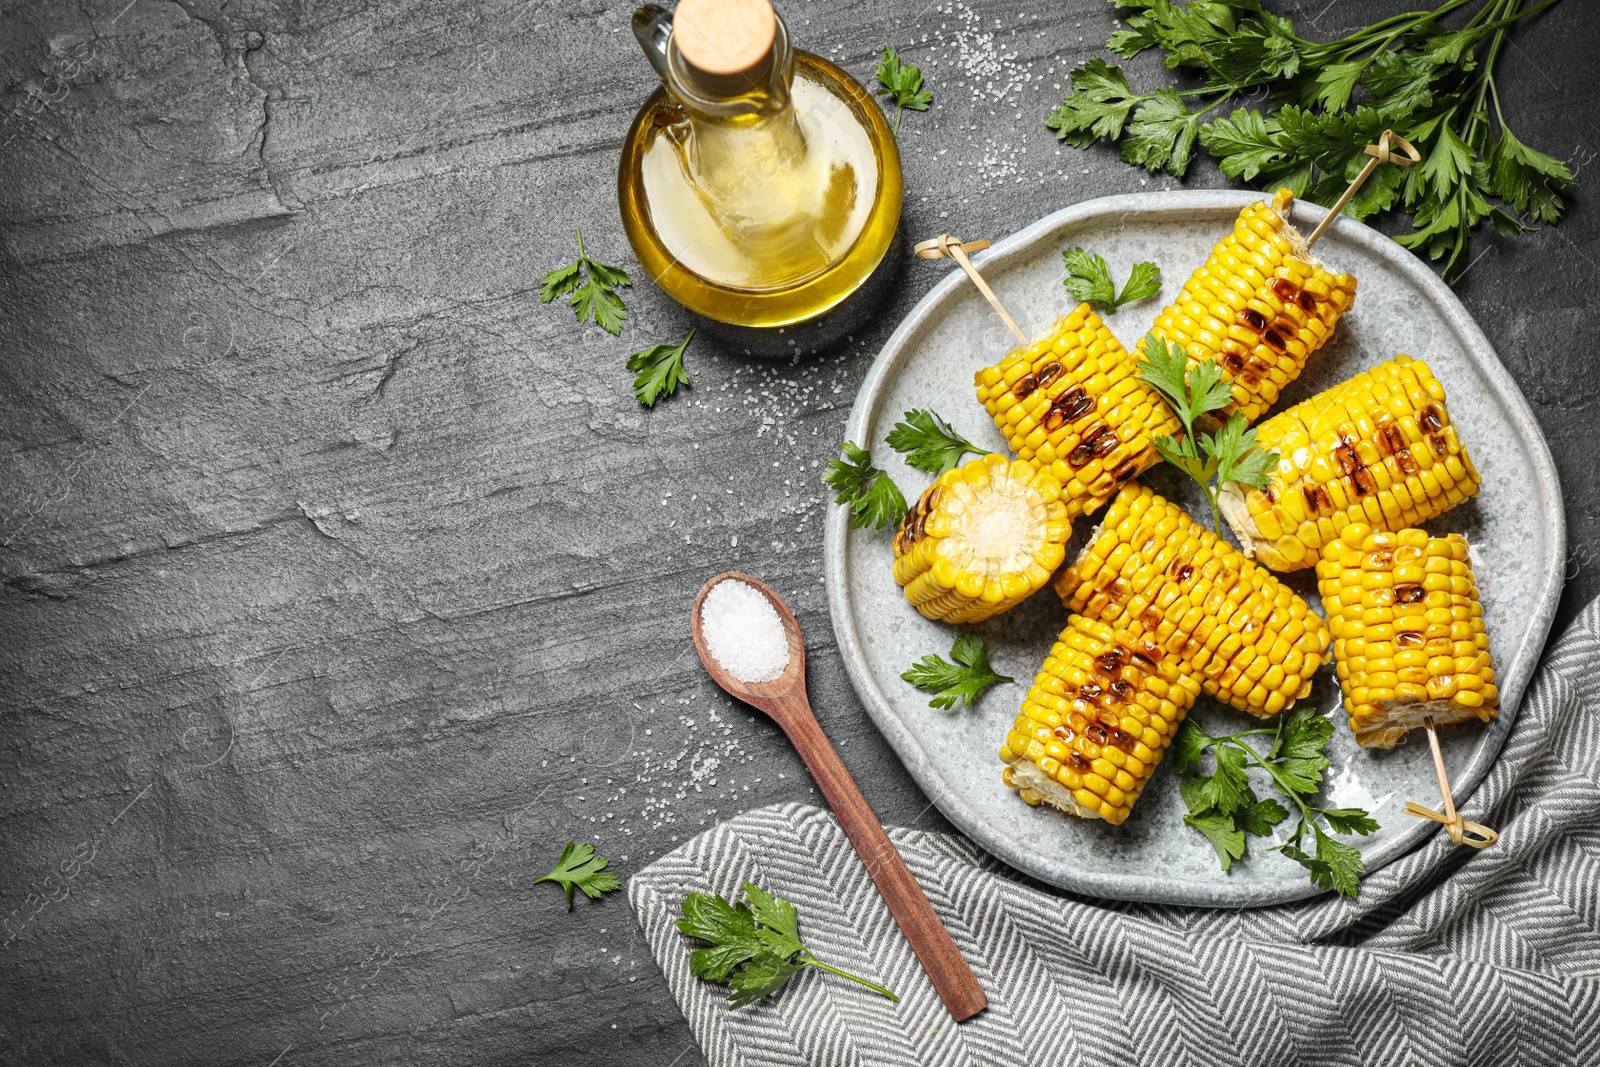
top-left (691, 571), bottom-right (987, 1022)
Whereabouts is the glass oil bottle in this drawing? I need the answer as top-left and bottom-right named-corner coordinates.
top-left (618, 0), bottom-right (902, 330)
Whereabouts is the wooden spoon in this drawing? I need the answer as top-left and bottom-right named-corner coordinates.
top-left (691, 572), bottom-right (988, 1022)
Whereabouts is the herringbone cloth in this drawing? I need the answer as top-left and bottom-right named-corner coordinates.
top-left (630, 599), bottom-right (1600, 1066)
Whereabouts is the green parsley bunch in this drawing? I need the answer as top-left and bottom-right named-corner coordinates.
top-left (1047, 0), bottom-right (1573, 281)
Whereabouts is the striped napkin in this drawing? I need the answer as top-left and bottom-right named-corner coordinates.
top-left (630, 599), bottom-right (1600, 1066)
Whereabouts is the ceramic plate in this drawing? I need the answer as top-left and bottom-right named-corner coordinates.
top-left (823, 191), bottom-right (1565, 907)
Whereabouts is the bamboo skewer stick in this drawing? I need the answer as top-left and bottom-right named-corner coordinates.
top-left (1402, 716), bottom-right (1498, 848)
top-left (914, 234), bottom-right (1030, 346)
top-left (1304, 129), bottom-right (1422, 248)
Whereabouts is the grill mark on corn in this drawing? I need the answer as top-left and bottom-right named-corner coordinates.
top-left (1094, 647), bottom-right (1126, 675)
top-left (1379, 422), bottom-right (1407, 455)
top-left (1395, 583), bottom-right (1425, 604)
top-left (1111, 456), bottom-right (1142, 484)
top-left (1042, 385), bottom-right (1094, 431)
top-left (1067, 424), bottom-right (1117, 468)
top-left (1014, 359), bottom-right (1065, 400)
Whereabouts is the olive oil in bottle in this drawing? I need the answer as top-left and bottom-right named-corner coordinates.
top-left (619, 0), bottom-right (902, 329)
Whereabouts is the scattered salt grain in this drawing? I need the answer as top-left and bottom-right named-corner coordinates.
top-left (700, 580), bottom-right (789, 683)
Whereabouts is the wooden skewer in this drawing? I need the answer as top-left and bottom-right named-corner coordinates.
top-left (914, 234), bottom-right (1029, 346)
top-left (1401, 716), bottom-right (1498, 848)
top-left (1304, 129), bottom-right (1422, 248)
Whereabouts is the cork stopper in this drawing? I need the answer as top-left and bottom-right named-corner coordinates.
top-left (674, 0), bottom-right (776, 97)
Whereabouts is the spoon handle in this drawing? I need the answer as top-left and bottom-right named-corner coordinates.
top-left (774, 694), bottom-right (988, 1021)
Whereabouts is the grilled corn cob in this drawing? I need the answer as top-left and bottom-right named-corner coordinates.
top-left (893, 453), bottom-right (1071, 624)
top-left (1315, 523), bottom-right (1498, 748)
top-left (1001, 615), bottom-right (1202, 824)
top-left (1221, 355), bottom-right (1481, 572)
top-left (1055, 483), bottom-right (1331, 717)
top-left (974, 303), bottom-right (1181, 520)
top-left (1151, 188), bottom-right (1359, 424)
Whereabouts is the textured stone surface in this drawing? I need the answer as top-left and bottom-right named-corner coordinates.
top-left (0, 1), bottom-right (1593, 1064)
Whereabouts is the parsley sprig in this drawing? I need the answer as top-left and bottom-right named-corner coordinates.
top-left (1175, 707), bottom-right (1379, 896)
top-left (822, 441), bottom-right (907, 530)
top-left (885, 409), bottom-right (987, 476)
top-left (628, 330), bottom-right (693, 407)
top-left (902, 633), bottom-right (1013, 710)
top-left (677, 881), bottom-right (898, 1009)
top-left (875, 46), bottom-right (932, 133)
top-left (1136, 334), bottom-right (1278, 534)
top-left (535, 841), bottom-right (621, 910)
top-left (1062, 247), bottom-right (1162, 309)
top-left (1046, 0), bottom-right (1573, 282)
top-left (540, 229), bottom-right (631, 335)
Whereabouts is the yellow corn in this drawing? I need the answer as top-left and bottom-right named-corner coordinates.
top-left (1151, 188), bottom-right (1358, 424)
top-left (1055, 483), bottom-right (1331, 718)
top-left (1315, 523), bottom-right (1498, 748)
top-left (1221, 355), bottom-right (1481, 572)
top-left (893, 453), bottom-right (1071, 624)
top-left (1000, 615), bottom-right (1202, 825)
top-left (974, 303), bottom-right (1181, 520)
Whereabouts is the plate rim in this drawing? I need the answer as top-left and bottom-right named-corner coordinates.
top-left (823, 189), bottom-right (1567, 908)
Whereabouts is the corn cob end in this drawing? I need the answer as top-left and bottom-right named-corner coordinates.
top-left (893, 453), bottom-right (1071, 624)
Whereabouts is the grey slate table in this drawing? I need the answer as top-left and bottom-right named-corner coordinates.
top-left (1, 1), bottom-right (1594, 1064)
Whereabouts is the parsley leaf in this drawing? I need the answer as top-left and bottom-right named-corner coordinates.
top-left (1046, 58), bottom-right (1142, 147)
top-left (902, 633), bottom-right (1013, 711)
top-left (627, 330), bottom-right (693, 407)
top-left (1489, 126), bottom-right (1573, 226)
top-left (1062, 248), bottom-right (1163, 309)
top-left (1172, 719), bottom-right (1214, 774)
top-left (1237, 797), bottom-right (1291, 837)
top-left (1321, 807), bottom-right (1382, 837)
top-left (540, 229), bottom-right (630, 335)
top-left (1206, 413), bottom-right (1278, 491)
top-left (1118, 260), bottom-right (1163, 305)
top-left (1061, 247), bottom-right (1116, 304)
top-left (534, 841), bottom-right (621, 910)
top-left (875, 46), bottom-right (931, 133)
top-left (1198, 109), bottom-right (1288, 182)
top-left (677, 882), bottom-right (898, 1009)
top-left (1174, 709), bottom-right (1376, 897)
top-left (1137, 333), bottom-right (1278, 533)
top-left (822, 441), bottom-right (907, 530)
top-left (885, 410), bottom-right (986, 476)
top-left (727, 953), bottom-right (807, 1009)
top-left (1185, 812), bottom-right (1247, 870)
top-left (1120, 88), bottom-right (1202, 176)
top-left (679, 891), bottom-right (763, 981)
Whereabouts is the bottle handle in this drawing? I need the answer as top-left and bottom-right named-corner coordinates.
top-left (632, 5), bottom-right (674, 86)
